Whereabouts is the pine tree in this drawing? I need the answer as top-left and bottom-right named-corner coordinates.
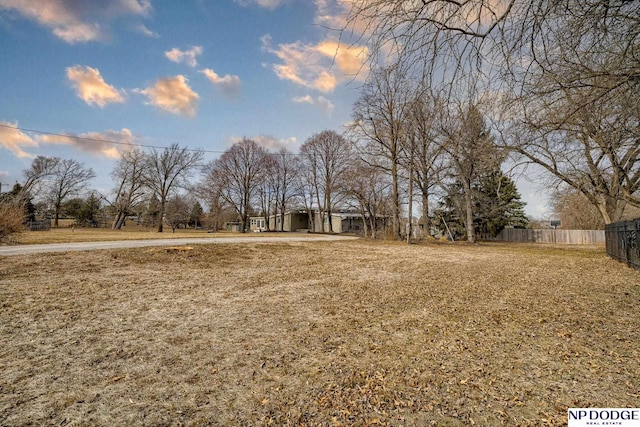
top-left (443, 170), bottom-right (528, 238)
top-left (189, 201), bottom-right (204, 228)
top-left (473, 171), bottom-right (528, 236)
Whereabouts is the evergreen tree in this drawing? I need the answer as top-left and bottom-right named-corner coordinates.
top-left (77, 193), bottom-right (102, 227)
top-left (443, 170), bottom-right (528, 238)
top-left (189, 201), bottom-right (204, 228)
top-left (474, 171), bottom-right (528, 236)
top-left (62, 198), bottom-right (84, 219)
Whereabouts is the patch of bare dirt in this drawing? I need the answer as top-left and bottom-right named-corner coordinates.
top-left (1, 241), bottom-right (638, 426)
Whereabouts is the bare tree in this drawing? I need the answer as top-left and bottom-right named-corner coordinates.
top-left (505, 74), bottom-right (640, 224)
top-left (196, 169), bottom-right (228, 232)
top-left (110, 149), bottom-right (147, 229)
top-left (300, 130), bottom-right (352, 232)
top-left (21, 156), bottom-right (60, 199)
top-left (46, 159), bottom-right (96, 227)
top-left (441, 103), bottom-right (501, 242)
top-left (550, 186), bottom-right (605, 231)
top-left (345, 0), bottom-right (640, 224)
top-left (143, 144), bottom-right (204, 232)
top-left (350, 67), bottom-right (413, 239)
top-left (345, 1), bottom-right (638, 91)
top-left (257, 154), bottom-right (278, 231)
top-left (203, 138), bottom-right (269, 233)
top-left (165, 194), bottom-right (192, 233)
top-left (344, 156), bottom-right (389, 239)
top-left (257, 149), bottom-right (302, 232)
top-left (406, 91), bottom-right (448, 235)
top-left (273, 148), bottom-right (302, 231)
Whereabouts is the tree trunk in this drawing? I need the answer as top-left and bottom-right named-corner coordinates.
top-left (391, 157), bottom-right (401, 240)
top-left (112, 211), bottom-right (125, 230)
top-left (359, 206), bottom-right (368, 238)
top-left (462, 179), bottom-right (475, 243)
top-left (325, 186), bottom-right (333, 233)
top-left (54, 201), bottom-right (61, 228)
top-left (308, 210), bottom-right (315, 233)
top-left (368, 204), bottom-right (377, 239)
top-left (422, 192), bottom-right (430, 237)
top-left (263, 212), bottom-right (270, 231)
top-left (595, 194), bottom-right (627, 225)
top-left (407, 166), bottom-right (413, 244)
top-left (157, 200), bottom-right (164, 232)
top-left (280, 198), bottom-right (285, 231)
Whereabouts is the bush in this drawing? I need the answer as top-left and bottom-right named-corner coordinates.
top-left (0, 203), bottom-right (25, 241)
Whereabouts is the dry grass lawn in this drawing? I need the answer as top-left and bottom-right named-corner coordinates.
top-left (11, 226), bottom-right (244, 245)
top-left (1, 240), bottom-right (638, 426)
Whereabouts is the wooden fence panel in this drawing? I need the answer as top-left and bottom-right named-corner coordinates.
top-left (481, 229), bottom-right (605, 244)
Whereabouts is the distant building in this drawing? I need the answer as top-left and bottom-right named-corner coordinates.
top-left (225, 221), bottom-right (243, 232)
top-left (249, 209), bottom-right (385, 234)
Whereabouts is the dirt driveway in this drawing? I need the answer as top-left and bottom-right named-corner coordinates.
top-left (0, 234), bottom-right (357, 256)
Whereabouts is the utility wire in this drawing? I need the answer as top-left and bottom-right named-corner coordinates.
top-left (0, 123), bottom-right (227, 154)
top-left (0, 123), bottom-right (309, 157)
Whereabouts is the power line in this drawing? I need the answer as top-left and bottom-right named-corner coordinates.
top-left (0, 123), bottom-right (226, 154)
top-left (0, 123), bottom-right (310, 157)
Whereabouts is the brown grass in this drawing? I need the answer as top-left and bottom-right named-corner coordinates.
top-left (1, 240), bottom-right (638, 426)
top-left (12, 226), bottom-right (277, 245)
top-left (0, 204), bottom-right (25, 241)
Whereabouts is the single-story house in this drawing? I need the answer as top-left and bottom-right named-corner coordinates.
top-left (249, 209), bottom-right (385, 234)
top-left (250, 209), bottom-right (310, 232)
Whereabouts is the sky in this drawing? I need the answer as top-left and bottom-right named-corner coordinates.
top-left (0, 0), bottom-right (550, 218)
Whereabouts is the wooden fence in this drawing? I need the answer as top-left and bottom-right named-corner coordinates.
top-left (480, 228), bottom-right (605, 244)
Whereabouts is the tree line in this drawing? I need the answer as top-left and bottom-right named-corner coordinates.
top-left (344, 0), bottom-right (640, 227)
top-left (5, 0), bottom-right (637, 240)
top-left (3, 107), bottom-right (529, 242)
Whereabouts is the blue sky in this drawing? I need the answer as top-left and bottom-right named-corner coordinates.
top-left (0, 1), bottom-right (365, 184)
top-left (0, 0), bottom-right (549, 217)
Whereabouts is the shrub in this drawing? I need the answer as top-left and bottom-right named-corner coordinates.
top-left (0, 202), bottom-right (25, 241)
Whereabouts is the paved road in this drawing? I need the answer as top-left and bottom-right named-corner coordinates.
top-left (0, 234), bottom-right (358, 256)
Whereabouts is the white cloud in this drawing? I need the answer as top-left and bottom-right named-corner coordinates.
top-left (39, 128), bottom-right (135, 159)
top-left (292, 94), bottom-right (334, 114)
top-left (315, 40), bottom-right (368, 76)
top-left (231, 135), bottom-right (298, 152)
top-left (137, 75), bottom-right (199, 117)
top-left (261, 33), bottom-right (367, 93)
top-left (134, 23), bottom-right (159, 38)
top-left (0, 0), bottom-right (152, 43)
top-left (313, 0), bottom-right (348, 29)
top-left (0, 121), bottom-right (38, 158)
top-left (165, 46), bottom-right (203, 68)
top-left (292, 95), bottom-right (314, 104)
top-left (0, 121), bottom-right (138, 159)
top-left (234, 0), bottom-right (287, 10)
top-left (200, 68), bottom-right (241, 97)
top-left (66, 65), bottom-right (125, 108)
